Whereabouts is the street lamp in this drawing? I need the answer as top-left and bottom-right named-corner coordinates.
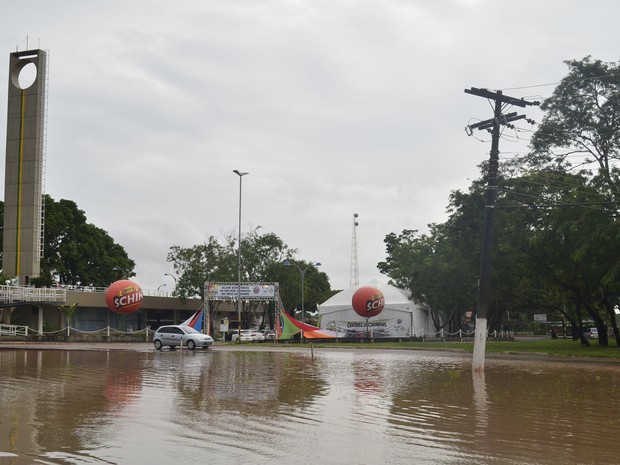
top-left (164, 272), bottom-right (177, 288)
top-left (283, 259), bottom-right (321, 330)
top-left (157, 283), bottom-right (167, 292)
top-left (233, 169), bottom-right (249, 339)
top-left (112, 266), bottom-right (128, 279)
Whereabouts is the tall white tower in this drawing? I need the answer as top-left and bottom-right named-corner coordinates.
top-left (349, 213), bottom-right (359, 287)
top-left (3, 49), bottom-right (48, 285)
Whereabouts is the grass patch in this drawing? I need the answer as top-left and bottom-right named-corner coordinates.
top-left (253, 338), bottom-right (620, 360)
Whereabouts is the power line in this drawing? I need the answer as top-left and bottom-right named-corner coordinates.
top-left (498, 70), bottom-right (620, 92)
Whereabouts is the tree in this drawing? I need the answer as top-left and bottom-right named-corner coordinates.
top-left (491, 169), bottom-right (618, 345)
top-left (41, 195), bottom-right (135, 287)
top-left (58, 303), bottom-right (79, 327)
top-left (530, 57), bottom-right (620, 196)
top-left (526, 56), bottom-right (620, 345)
top-left (0, 196), bottom-right (134, 286)
top-left (167, 227), bottom-right (331, 331)
top-left (378, 224), bottom-right (480, 333)
top-left (277, 260), bottom-right (332, 320)
top-left (167, 236), bottom-right (234, 301)
top-left (379, 57), bottom-right (620, 345)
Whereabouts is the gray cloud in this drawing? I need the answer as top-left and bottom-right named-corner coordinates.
top-left (1, 0), bottom-right (619, 292)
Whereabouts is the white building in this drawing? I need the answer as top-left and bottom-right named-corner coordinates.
top-left (317, 281), bottom-right (434, 338)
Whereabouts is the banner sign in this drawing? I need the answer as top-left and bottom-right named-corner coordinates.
top-left (206, 283), bottom-right (277, 300)
top-left (323, 317), bottom-right (411, 338)
top-left (533, 314), bottom-right (547, 323)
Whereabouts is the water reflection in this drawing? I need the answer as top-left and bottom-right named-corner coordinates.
top-left (1, 348), bottom-right (620, 464)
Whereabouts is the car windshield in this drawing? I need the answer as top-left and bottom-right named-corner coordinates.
top-left (182, 326), bottom-right (200, 334)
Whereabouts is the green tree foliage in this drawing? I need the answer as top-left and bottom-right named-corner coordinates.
top-left (278, 260), bottom-right (332, 319)
top-left (58, 302), bottom-right (79, 327)
top-left (167, 227), bottom-right (332, 330)
top-left (530, 56), bottom-right (620, 194)
top-left (378, 192), bottom-right (483, 332)
top-left (40, 195), bottom-right (135, 286)
top-left (0, 196), bottom-right (133, 287)
top-left (526, 56), bottom-right (620, 345)
top-left (167, 236), bottom-right (234, 301)
top-left (491, 169), bottom-right (620, 345)
top-left (379, 57), bottom-right (620, 346)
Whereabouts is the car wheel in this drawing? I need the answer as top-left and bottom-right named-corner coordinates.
top-left (187, 339), bottom-right (196, 350)
top-left (154, 339), bottom-right (163, 350)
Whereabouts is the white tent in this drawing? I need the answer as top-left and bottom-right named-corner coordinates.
top-left (317, 281), bottom-right (433, 338)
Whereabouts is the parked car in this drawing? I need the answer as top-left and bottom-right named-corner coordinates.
top-left (153, 325), bottom-right (214, 350)
top-left (262, 329), bottom-right (276, 341)
top-left (251, 331), bottom-right (265, 342)
top-left (231, 329), bottom-right (254, 342)
top-left (231, 329), bottom-right (265, 342)
top-left (588, 328), bottom-right (599, 339)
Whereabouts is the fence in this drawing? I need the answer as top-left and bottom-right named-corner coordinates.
top-left (0, 323), bottom-right (153, 342)
top-left (0, 324), bottom-right (30, 336)
top-left (417, 328), bottom-right (514, 341)
top-left (0, 324), bottom-right (514, 342)
top-left (0, 285), bottom-right (66, 305)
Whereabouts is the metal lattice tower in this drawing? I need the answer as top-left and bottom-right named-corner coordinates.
top-left (349, 213), bottom-right (359, 287)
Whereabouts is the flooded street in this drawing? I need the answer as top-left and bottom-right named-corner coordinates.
top-left (1, 346), bottom-right (619, 464)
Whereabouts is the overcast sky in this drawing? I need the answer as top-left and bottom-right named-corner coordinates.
top-left (1, 1), bottom-right (619, 293)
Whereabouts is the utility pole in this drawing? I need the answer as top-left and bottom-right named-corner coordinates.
top-left (464, 87), bottom-right (538, 371)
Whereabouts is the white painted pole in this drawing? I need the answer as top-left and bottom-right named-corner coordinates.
top-left (472, 317), bottom-right (487, 371)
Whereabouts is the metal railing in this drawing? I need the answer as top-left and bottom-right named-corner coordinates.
top-left (0, 324), bottom-right (30, 336)
top-left (0, 285), bottom-right (66, 305)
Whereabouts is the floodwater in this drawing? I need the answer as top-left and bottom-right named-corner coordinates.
top-left (1, 346), bottom-right (620, 465)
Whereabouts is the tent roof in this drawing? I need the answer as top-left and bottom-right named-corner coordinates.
top-left (319, 281), bottom-right (411, 310)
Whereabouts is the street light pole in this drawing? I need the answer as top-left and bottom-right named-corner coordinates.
top-left (112, 266), bottom-right (128, 279)
top-left (233, 169), bottom-right (249, 340)
top-left (284, 260), bottom-right (321, 334)
top-left (164, 272), bottom-right (177, 289)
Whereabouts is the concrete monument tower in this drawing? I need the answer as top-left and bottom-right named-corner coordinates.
top-left (3, 49), bottom-right (48, 285)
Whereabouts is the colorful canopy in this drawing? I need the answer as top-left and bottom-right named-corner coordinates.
top-left (276, 308), bottom-right (342, 339)
top-left (181, 307), bottom-right (204, 332)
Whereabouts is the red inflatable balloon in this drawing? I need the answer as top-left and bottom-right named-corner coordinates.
top-left (106, 279), bottom-right (143, 314)
top-left (351, 286), bottom-right (385, 318)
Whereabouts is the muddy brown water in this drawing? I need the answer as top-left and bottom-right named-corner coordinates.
top-left (1, 345), bottom-right (619, 464)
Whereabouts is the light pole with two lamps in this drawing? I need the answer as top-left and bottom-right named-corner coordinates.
top-left (283, 259), bottom-right (321, 338)
top-left (164, 272), bottom-right (177, 289)
top-left (233, 169), bottom-right (249, 340)
top-left (112, 266), bottom-right (129, 279)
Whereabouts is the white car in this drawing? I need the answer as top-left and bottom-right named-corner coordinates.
top-left (231, 329), bottom-right (265, 342)
top-left (153, 325), bottom-right (214, 350)
top-left (231, 329), bottom-right (254, 342)
top-left (251, 331), bottom-right (265, 342)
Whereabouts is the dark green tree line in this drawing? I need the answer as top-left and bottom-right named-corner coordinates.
top-left (380, 57), bottom-right (620, 346)
top-left (0, 195), bottom-right (134, 287)
top-left (167, 226), bottom-right (332, 331)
